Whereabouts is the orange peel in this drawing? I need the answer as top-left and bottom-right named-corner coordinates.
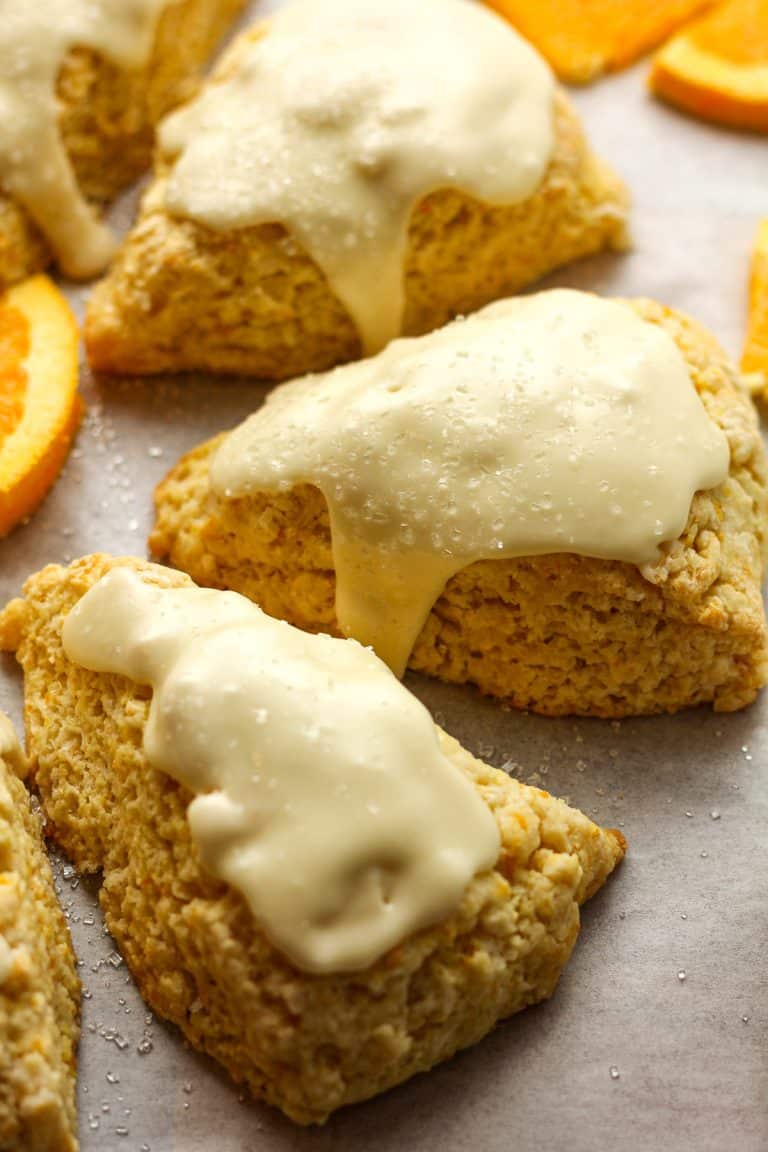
top-left (481, 0), bottom-right (712, 84)
top-left (742, 219), bottom-right (768, 391)
top-left (0, 276), bottom-right (82, 538)
top-left (650, 0), bottom-right (768, 130)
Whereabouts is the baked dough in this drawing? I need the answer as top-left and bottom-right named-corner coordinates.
top-left (150, 297), bottom-right (768, 717)
top-left (0, 554), bottom-right (625, 1125)
top-left (0, 0), bottom-right (246, 291)
top-left (84, 78), bottom-right (629, 379)
top-left (0, 721), bottom-right (79, 1152)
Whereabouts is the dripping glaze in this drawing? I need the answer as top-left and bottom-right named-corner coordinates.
top-left (0, 0), bottom-right (169, 277)
top-left (212, 290), bottom-right (731, 675)
top-left (158, 0), bottom-right (555, 353)
top-left (63, 568), bottom-right (501, 974)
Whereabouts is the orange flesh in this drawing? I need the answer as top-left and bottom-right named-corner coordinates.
top-left (0, 276), bottom-right (82, 539)
top-left (0, 305), bottom-right (29, 444)
top-left (481, 0), bottom-right (712, 83)
top-left (650, 0), bottom-right (768, 130)
top-left (743, 220), bottom-right (768, 379)
top-left (688, 0), bottom-right (768, 65)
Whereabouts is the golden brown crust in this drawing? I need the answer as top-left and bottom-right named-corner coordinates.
top-left (150, 298), bottom-right (768, 718)
top-left (0, 744), bottom-right (80, 1151)
top-left (0, 554), bottom-right (624, 1125)
top-left (0, 0), bottom-right (246, 290)
top-left (84, 86), bottom-right (629, 378)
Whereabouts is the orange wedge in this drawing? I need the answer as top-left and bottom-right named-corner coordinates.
top-left (650, 0), bottom-right (768, 130)
top-left (742, 220), bottom-right (768, 388)
top-left (0, 276), bottom-right (82, 538)
top-left (481, 0), bottom-right (712, 83)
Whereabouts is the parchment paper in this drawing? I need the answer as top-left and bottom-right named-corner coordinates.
top-left (0, 3), bottom-right (766, 1149)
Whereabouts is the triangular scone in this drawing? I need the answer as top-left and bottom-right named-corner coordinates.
top-left (84, 31), bottom-right (629, 379)
top-left (0, 0), bottom-right (246, 292)
top-left (150, 295), bottom-right (768, 718)
top-left (0, 717), bottom-right (79, 1152)
top-left (0, 555), bottom-right (625, 1126)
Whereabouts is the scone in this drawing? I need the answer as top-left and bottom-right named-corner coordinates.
top-left (0, 554), bottom-right (625, 1126)
top-left (0, 715), bottom-right (80, 1152)
top-left (0, 0), bottom-right (246, 290)
top-left (151, 289), bottom-right (768, 718)
top-left (84, 0), bottom-right (629, 379)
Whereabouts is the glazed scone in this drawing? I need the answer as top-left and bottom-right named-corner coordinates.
top-left (0, 0), bottom-right (246, 291)
top-left (84, 1), bottom-right (629, 379)
top-left (151, 293), bottom-right (768, 719)
top-left (0, 554), bottom-right (625, 1125)
top-left (0, 716), bottom-right (80, 1152)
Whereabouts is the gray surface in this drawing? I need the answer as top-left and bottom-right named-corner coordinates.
top-left (1, 4), bottom-right (768, 1148)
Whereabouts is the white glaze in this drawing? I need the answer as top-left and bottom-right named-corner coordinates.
top-left (159, 0), bottom-right (555, 353)
top-left (63, 569), bottom-right (500, 974)
top-left (213, 290), bottom-right (731, 675)
top-left (0, 1), bottom-right (168, 277)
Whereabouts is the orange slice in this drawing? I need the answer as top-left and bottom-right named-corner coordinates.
top-left (742, 220), bottom-right (768, 388)
top-left (650, 0), bottom-right (768, 130)
top-left (481, 0), bottom-right (712, 83)
top-left (0, 276), bottom-right (82, 538)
